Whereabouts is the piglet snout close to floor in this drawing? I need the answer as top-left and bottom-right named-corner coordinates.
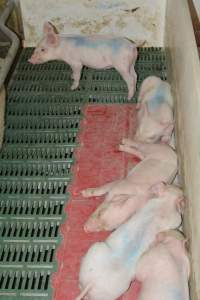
top-left (28, 22), bottom-right (141, 100)
top-left (76, 183), bottom-right (184, 300)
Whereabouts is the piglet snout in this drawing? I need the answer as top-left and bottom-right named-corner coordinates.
top-left (28, 58), bottom-right (33, 64)
top-left (28, 55), bottom-right (41, 65)
top-left (28, 57), bottom-right (37, 64)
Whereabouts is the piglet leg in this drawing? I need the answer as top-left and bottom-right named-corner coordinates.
top-left (70, 64), bottom-right (82, 90)
top-left (116, 66), bottom-right (135, 100)
top-left (75, 283), bottom-right (92, 300)
top-left (130, 65), bottom-right (137, 95)
top-left (82, 181), bottom-right (117, 197)
top-left (119, 139), bottom-right (144, 159)
top-left (119, 144), bottom-right (145, 159)
top-left (121, 138), bottom-right (140, 147)
top-left (120, 139), bottom-right (149, 152)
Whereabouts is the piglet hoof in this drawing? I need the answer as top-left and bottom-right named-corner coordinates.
top-left (81, 188), bottom-right (95, 197)
top-left (127, 91), bottom-right (134, 101)
top-left (118, 144), bottom-right (126, 152)
top-left (135, 102), bottom-right (141, 110)
top-left (83, 225), bottom-right (89, 233)
top-left (119, 138), bottom-right (126, 147)
top-left (84, 223), bottom-right (92, 233)
top-left (121, 138), bottom-right (131, 145)
top-left (118, 144), bottom-right (124, 151)
top-left (84, 221), bottom-right (102, 233)
top-left (71, 73), bottom-right (75, 80)
top-left (70, 82), bottom-right (79, 90)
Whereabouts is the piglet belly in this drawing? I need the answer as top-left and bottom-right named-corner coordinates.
top-left (80, 47), bottom-right (114, 69)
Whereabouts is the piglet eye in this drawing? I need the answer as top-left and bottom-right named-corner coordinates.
top-left (41, 48), bottom-right (45, 52)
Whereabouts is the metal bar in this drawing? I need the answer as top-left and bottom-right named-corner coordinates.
top-left (0, 0), bottom-right (20, 89)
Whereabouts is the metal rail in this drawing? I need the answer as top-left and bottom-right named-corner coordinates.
top-left (0, 0), bottom-right (20, 88)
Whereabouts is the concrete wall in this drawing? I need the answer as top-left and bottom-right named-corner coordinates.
top-left (19, 0), bottom-right (166, 47)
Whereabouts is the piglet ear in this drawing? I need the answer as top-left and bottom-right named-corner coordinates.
top-left (161, 121), bottom-right (174, 133)
top-left (150, 231), bottom-right (166, 247)
top-left (137, 103), bottom-right (149, 118)
top-left (176, 196), bottom-right (185, 214)
top-left (155, 231), bottom-right (166, 243)
top-left (43, 22), bottom-right (57, 35)
top-left (183, 238), bottom-right (189, 252)
top-left (143, 103), bottom-right (149, 114)
top-left (138, 79), bottom-right (148, 101)
top-left (138, 76), bottom-right (161, 101)
top-left (150, 182), bottom-right (166, 197)
top-left (46, 33), bottom-right (60, 47)
top-left (138, 89), bottom-right (145, 102)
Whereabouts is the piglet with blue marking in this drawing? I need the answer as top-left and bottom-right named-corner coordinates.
top-left (135, 76), bottom-right (174, 143)
top-left (76, 183), bottom-right (184, 300)
top-left (135, 230), bottom-right (190, 300)
top-left (28, 22), bottom-right (140, 100)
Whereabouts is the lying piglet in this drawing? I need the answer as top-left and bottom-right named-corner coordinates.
top-left (82, 140), bottom-right (177, 232)
top-left (76, 183), bottom-right (184, 300)
top-left (135, 230), bottom-right (190, 300)
top-left (28, 22), bottom-right (140, 100)
top-left (135, 76), bottom-right (174, 143)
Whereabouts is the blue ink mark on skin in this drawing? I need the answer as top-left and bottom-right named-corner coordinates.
top-left (66, 36), bottom-right (128, 54)
top-left (167, 287), bottom-right (185, 300)
top-left (111, 224), bottom-right (147, 266)
top-left (126, 224), bottom-right (147, 265)
top-left (148, 85), bottom-right (166, 113)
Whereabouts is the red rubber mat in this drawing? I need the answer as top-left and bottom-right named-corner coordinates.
top-left (52, 104), bottom-right (141, 300)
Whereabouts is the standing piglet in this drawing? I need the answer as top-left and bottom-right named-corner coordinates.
top-left (135, 76), bottom-right (174, 143)
top-left (135, 230), bottom-right (190, 300)
top-left (76, 183), bottom-right (184, 300)
top-left (82, 140), bottom-right (177, 232)
top-left (28, 22), bottom-right (139, 100)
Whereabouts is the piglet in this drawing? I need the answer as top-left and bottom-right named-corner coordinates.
top-left (28, 22), bottom-right (140, 100)
top-left (135, 229), bottom-right (190, 300)
top-left (76, 183), bottom-right (184, 300)
top-left (82, 140), bottom-right (177, 232)
top-left (135, 76), bottom-right (174, 143)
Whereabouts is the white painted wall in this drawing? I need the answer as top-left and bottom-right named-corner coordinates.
top-left (165, 1), bottom-right (200, 299)
top-left (19, 0), bottom-right (166, 47)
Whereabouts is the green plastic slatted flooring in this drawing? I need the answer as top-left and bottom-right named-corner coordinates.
top-left (0, 47), bottom-right (167, 299)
